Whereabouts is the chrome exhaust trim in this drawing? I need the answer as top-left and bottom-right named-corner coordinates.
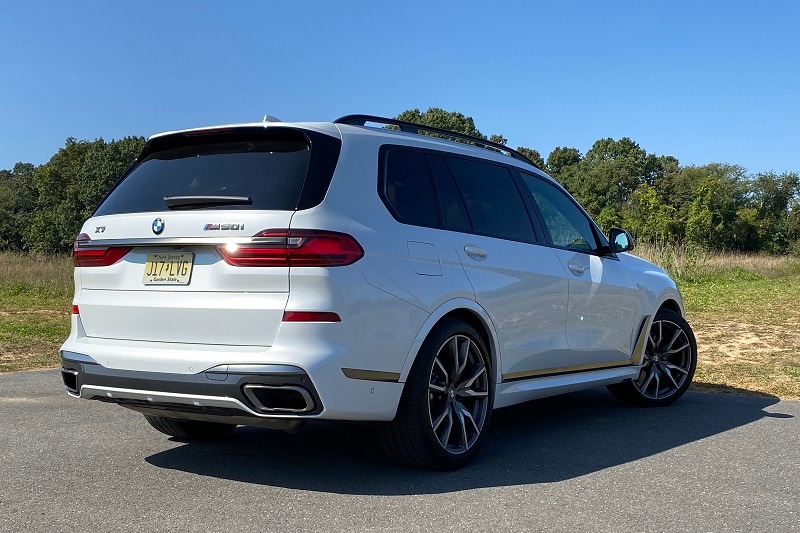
top-left (242, 384), bottom-right (315, 413)
top-left (61, 369), bottom-right (80, 397)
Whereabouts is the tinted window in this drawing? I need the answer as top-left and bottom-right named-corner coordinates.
top-left (383, 150), bottom-right (437, 227)
top-left (95, 138), bottom-right (312, 215)
top-left (428, 155), bottom-right (471, 232)
top-left (445, 157), bottom-right (535, 242)
top-left (520, 172), bottom-right (598, 251)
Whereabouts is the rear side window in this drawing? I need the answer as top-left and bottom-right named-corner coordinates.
top-left (428, 155), bottom-right (471, 232)
top-left (382, 149), bottom-right (438, 227)
top-left (95, 129), bottom-right (339, 215)
top-left (445, 157), bottom-right (536, 242)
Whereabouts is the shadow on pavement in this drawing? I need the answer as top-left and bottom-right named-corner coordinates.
top-left (145, 388), bottom-right (789, 495)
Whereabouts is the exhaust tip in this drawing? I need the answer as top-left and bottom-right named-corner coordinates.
top-left (243, 385), bottom-right (315, 413)
top-left (61, 368), bottom-right (79, 396)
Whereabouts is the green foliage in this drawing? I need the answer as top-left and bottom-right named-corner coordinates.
top-left (748, 171), bottom-right (799, 253)
top-left (516, 147), bottom-right (545, 169)
top-left (545, 146), bottom-right (581, 177)
top-left (394, 108), bottom-right (520, 157)
top-left (561, 137), bottom-right (662, 219)
top-left (685, 172), bottom-right (742, 250)
top-left (0, 108), bottom-right (798, 257)
top-left (622, 184), bottom-right (677, 243)
top-left (488, 133), bottom-right (507, 145)
top-left (26, 136), bottom-right (145, 253)
top-left (0, 163), bottom-right (37, 251)
top-left (395, 108), bottom-right (485, 139)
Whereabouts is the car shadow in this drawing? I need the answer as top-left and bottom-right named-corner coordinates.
top-left (691, 381), bottom-right (782, 398)
top-left (144, 389), bottom-right (789, 495)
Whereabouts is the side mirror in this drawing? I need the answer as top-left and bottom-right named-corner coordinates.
top-left (608, 228), bottom-right (634, 253)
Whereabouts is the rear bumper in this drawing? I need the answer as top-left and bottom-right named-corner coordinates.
top-left (61, 351), bottom-right (323, 419)
top-left (60, 348), bottom-right (405, 423)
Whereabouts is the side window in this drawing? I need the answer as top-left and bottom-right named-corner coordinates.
top-left (445, 157), bottom-right (536, 242)
top-left (428, 155), bottom-right (471, 232)
top-left (519, 172), bottom-right (598, 252)
top-left (383, 149), bottom-right (437, 227)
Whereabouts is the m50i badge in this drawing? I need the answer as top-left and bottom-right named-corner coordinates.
top-left (203, 223), bottom-right (245, 231)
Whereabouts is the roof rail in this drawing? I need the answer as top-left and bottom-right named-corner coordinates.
top-left (334, 114), bottom-right (536, 167)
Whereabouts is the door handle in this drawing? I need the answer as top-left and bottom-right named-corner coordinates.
top-left (464, 246), bottom-right (488, 260)
top-left (567, 261), bottom-right (588, 274)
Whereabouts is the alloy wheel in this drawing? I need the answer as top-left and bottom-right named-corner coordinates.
top-left (634, 319), bottom-right (693, 400)
top-left (427, 334), bottom-right (490, 454)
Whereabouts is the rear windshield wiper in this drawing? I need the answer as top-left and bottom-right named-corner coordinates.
top-left (163, 195), bottom-right (253, 209)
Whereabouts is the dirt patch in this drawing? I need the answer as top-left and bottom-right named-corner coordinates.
top-left (697, 321), bottom-right (799, 361)
top-left (690, 317), bottom-right (800, 399)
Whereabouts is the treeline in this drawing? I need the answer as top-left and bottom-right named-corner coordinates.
top-left (1, 108), bottom-right (799, 255)
top-left (0, 137), bottom-right (145, 254)
top-left (399, 108), bottom-right (800, 255)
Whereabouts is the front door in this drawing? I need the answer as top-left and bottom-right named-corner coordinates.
top-left (518, 172), bottom-right (638, 368)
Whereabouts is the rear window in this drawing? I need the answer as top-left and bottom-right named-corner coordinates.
top-left (444, 157), bottom-right (536, 242)
top-left (383, 149), bottom-right (438, 227)
top-left (95, 128), bottom-right (340, 215)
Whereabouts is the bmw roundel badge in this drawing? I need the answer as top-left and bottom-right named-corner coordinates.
top-left (152, 218), bottom-right (165, 235)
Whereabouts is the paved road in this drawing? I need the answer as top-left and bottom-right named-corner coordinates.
top-left (1, 370), bottom-right (797, 532)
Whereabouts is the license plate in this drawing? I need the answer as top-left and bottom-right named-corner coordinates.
top-left (143, 253), bottom-right (194, 285)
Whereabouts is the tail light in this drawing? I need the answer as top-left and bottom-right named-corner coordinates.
top-left (72, 233), bottom-right (132, 267)
top-left (218, 229), bottom-right (364, 267)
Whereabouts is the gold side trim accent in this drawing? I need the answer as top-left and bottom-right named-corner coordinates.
top-left (502, 360), bottom-right (633, 382)
top-left (630, 314), bottom-right (652, 366)
top-left (341, 368), bottom-right (401, 382)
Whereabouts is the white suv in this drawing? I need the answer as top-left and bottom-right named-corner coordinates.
top-left (60, 115), bottom-right (697, 469)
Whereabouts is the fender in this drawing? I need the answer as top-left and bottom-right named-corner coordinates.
top-left (654, 286), bottom-right (685, 316)
top-left (397, 298), bottom-right (502, 384)
top-left (629, 287), bottom-right (685, 367)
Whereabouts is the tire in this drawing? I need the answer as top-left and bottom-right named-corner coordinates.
top-left (379, 319), bottom-right (494, 470)
top-left (143, 415), bottom-right (237, 440)
top-left (608, 308), bottom-right (697, 407)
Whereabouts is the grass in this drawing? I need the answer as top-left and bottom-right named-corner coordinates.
top-left (635, 243), bottom-right (800, 399)
top-left (1, 248), bottom-right (799, 399)
top-left (0, 253), bottom-right (72, 372)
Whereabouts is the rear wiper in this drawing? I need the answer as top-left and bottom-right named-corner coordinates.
top-left (163, 195), bottom-right (253, 209)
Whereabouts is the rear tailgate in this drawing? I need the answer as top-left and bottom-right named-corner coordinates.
top-left (73, 125), bottom-right (341, 347)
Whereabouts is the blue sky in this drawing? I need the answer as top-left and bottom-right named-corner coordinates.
top-left (1, 1), bottom-right (798, 175)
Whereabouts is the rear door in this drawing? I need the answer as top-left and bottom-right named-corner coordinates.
top-left (74, 126), bottom-right (341, 347)
top-left (429, 155), bottom-right (570, 380)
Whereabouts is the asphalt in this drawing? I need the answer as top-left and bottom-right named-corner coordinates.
top-left (1, 369), bottom-right (797, 532)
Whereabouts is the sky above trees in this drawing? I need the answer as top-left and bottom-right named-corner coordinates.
top-left (1, 1), bottom-right (798, 175)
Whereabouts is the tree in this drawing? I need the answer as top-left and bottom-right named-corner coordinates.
top-left (0, 162), bottom-right (38, 252)
top-left (393, 107), bottom-right (511, 149)
top-left (746, 171), bottom-right (800, 253)
top-left (516, 147), bottom-right (544, 169)
top-left (621, 183), bottom-right (677, 243)
top-left (685, 173), bottom-right (745, 251)
top-left (545, 146), bottom-right (581, 177)
top-left (567, 137), bottom-right (663, 218)
top-left (27, 136), bottom-right (145, 253)
top-left (395, 108), bottom-right (485, 139)
top-left (488, 134), bottom-right (507, 145)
